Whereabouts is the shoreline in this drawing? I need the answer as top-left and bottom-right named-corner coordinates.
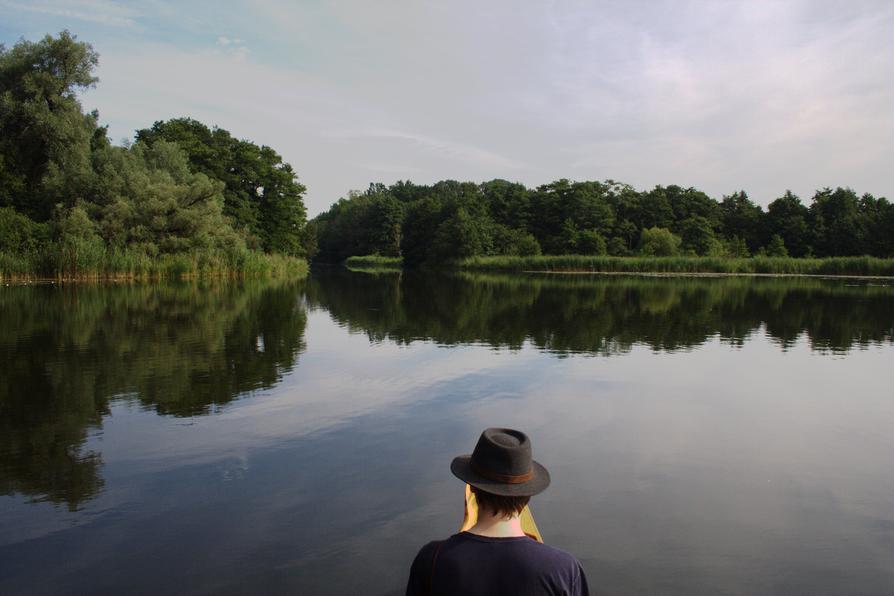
top-left (341, 255), bottom-right (894, 280)
top-left (0, 261), bottom-right (310, 285)
top-left (516, 270), bottom-right (894, 280)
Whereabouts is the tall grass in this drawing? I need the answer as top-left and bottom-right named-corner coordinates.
top-left (457, 255), bottom-right (894, 277)
top-left (344, 255), bottom-right (404, 270)
top-left (0, 245), bottom-right (308, 282)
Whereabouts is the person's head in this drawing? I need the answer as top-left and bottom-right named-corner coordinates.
top-left (451, 427), bottom-right (550, 505)
top-left (470, 485), bottom-right (530, 519)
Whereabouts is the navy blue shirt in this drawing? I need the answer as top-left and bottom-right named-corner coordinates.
top-left (406, 532), bottom-right (590, 596)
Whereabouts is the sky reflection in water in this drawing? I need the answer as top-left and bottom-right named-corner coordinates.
top-left (1, 271), bottom-right (893, 595)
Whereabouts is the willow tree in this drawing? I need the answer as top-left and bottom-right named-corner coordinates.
top-left (0, 31), bottom-right (99, 220)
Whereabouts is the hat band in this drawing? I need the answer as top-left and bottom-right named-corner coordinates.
top-left (471, 459), bottom-right (533, 484)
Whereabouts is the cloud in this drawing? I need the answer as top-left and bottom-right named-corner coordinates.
top-left (329, 128), bottom-right (523, 171)
top-left (216, 36), bottom-right (244, 46)
top-left (0, 0), bottom-right (140, 28)
top-left (5, 0), bottom-right (892, 213)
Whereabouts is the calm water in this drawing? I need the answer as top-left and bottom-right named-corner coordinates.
top-left (2, 270), bottom-right (893, 595)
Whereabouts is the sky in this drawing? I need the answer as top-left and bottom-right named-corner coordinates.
top-left (2, 0), bottom-right (892, 216)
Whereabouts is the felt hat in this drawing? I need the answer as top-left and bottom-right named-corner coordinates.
top-left (450, 428), bottom-right (550, 497)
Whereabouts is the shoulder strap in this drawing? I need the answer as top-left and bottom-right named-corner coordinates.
top-left (428, 540), bottom-right (444, 595)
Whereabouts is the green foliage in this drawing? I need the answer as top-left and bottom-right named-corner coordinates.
top-left (577, 230), bottom-right (607, 255)
top-left (809, 187), bottom-right (867, 257)
top-left (54, 204), bottom-right (105, 275)
top-left (0, 31), bottom-right (98, 220)
top-left (765, 234), bottom-right (789, 257)
top-left (639, 226), bottom-right (682, 256)
top-left (459, 255), bottom-right (894, 276)
top-left (365, 191), bottom-right (404, 256)
top-left (530, 180), bottom-right (614, 253)
top-left (0, 245), bottom-right (307, 281)
top-left (400, 197), bottom-right (444, 266)
top-left (91, 140), bottom-right (241, 254)
top-left (725, 236), bottom-right (750, 258)
top-left (314, 186), bottom-right (406, 262)
top-left (720, 191), bottom-right (764, 251)
top-left (481, 179), bottom-right (530, 230)
top-left (607, 236), bottom-right (630, 256)
top-left (344, 255), bottom-right (403, 270)
top-left (0, 32), bottom-right (309, 279)
top-left (312, 176), bottom-right (893, 267)
top-left (136, 118), bottom-right (308, 255)
top-left (492, 225), bottom-right (541, 256)
top-left (679, 216), bottom-right (717, 256)
top-left (430, 207), bottom-right (491, 262)
top-left (0, 206), bottom-right (48, 253)
top-left (766, 191), bottom-right (810, 257)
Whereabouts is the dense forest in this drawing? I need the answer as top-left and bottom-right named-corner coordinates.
top-left (0, 32), bottom-right (309, 278)
top-left (311, 179), bottom-right (894, 265)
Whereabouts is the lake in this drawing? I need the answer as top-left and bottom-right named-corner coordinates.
top-left (1, 269), bottom-right (893, 595)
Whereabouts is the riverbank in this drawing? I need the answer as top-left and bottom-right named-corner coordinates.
top-left (342, 254), bottom-right (894, 278)
top-left (462, 255), bottom-right (894, 277)
top-left (0, 249), bottom-right (308, 282)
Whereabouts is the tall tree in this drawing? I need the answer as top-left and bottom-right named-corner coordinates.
top-left (0, 31), bottom-right (98, 220)
top-left (481, 179), bottom-right (530, 230)
top-left (137, 118), bottom-right (307, 255)
top-left (809, 187), bottom-right (864, 257)
top-left (88, 140), bottom-right (240, 255)
top-left (765, 191), bottom-right (810, 257)
top-left (529, 180), bottom-right (614, 253)
top-left (857, 194), bottom-right (894, 257)
top-left (679, 216), bottom-right (717, 255)
top-left (400, 198), bottom-right (444, 266)
top-left (719, 191), bottom-right (764, 251)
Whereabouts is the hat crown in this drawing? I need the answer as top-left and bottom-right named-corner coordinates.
top-left (470, 428), bottom-right (533, 478)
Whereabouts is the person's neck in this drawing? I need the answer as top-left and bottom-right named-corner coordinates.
top-left (467, 509), bottom-right (525, 538)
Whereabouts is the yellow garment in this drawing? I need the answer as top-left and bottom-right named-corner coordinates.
top-left (459, 483), bottom-right (544, 543)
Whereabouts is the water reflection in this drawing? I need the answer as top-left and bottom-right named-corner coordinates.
top-left (308, 269), bottom-right (894, 354)
top-left (1, 271), bottom-right (893, 595)
top-left (0, 280), bottom-right (306, 510)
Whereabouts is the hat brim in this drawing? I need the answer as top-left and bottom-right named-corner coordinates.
top-left (450, 455), bottom-right (551, 497)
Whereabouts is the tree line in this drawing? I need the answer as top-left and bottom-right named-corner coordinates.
top-left (310, 179), bottom-right (894, 265)
top-left (0, 32), bottom-right (309, 277)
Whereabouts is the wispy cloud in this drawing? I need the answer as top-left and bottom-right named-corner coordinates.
top-left (216, 36), bottom-right (243, 47)
top-left (331, 128), bottom-right (523, 171)
top-left (216, 35), bottom-right (248, 59)
top-left (3, 0), bottom-right (892, 213)
top-left (1, 0), bottom-right (140, 28)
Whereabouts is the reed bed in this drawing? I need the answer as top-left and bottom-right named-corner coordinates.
top-left (457, 255), bottom-right (894, 277)
top-left (344, 255), bottom-right (404, 270)
top-left (0, 247), bottom-right (308, 282)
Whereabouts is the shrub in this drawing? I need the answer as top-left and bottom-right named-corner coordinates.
top-left (639, 227), bottom-right (681, 256)
top-left (577, 230), bottom-right (607, 255)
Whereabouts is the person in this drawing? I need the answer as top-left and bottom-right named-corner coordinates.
top-left (406, 427), bottom-right (590, 596)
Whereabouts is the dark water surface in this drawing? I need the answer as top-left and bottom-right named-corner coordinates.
top-left (2, 270), bottom-right (893, 595)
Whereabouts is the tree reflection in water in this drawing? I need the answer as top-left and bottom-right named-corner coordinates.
top-left (0, 280), bottom-right (306, 510)
top-left (308, 269), bottom-right (894, 355)
top-left (3, 270), bottom-right (892, 511)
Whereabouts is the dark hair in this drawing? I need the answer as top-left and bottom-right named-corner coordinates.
top-left (471, 486), bottom-right (530, 519)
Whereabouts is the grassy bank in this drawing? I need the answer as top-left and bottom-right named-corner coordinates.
top-left (0, 248), bottom-right (308, 282)
top-left (457, 255), bottom-right (894, 277)
top-left (344, 255), bottom-right (403, 271)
